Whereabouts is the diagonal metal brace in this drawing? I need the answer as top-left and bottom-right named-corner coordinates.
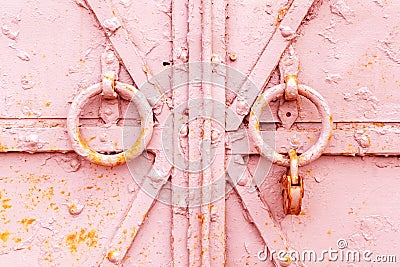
top-left (84, 0), bottom-right (148, 87)
top-left (227, 164), bottom-right (290, 266)
top-left (83, 0), bottom-right (172, 120)
top-left (226, 0), bottom-right (317, 131)
top-left (97, 151), bottom-right (172, 266)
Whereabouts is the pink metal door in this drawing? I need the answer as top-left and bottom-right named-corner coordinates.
top-left (0, 0), bottom-right (399, 266)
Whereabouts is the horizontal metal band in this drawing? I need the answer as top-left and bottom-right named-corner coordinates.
top-left (0, 121), bottom-right (399, 155)
top-left (230, 122), bottom-right (400, 156)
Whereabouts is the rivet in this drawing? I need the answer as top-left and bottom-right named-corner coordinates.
top-left (278, 254), bottom-right (292, 267)
top-left (102, 17), bottom-right (121, 32)
top-left (107, 249), bottom-right (121, 263)
top-left (279, 25), bottom-right (295, 39)
top-left (290, 138), bottom-right (299, 149)
top-left (68, 201), bottom-right (84, 215)
top-left (69, 158), bottom-right (80, 169)
top-left (211, 54), bottom-right (221, 63)
top-left (236, 99), bottom-right (248, 116)
top-left (104, 107), bottom-right (113, 115)
top-left (105, 52), bottom-right (115, 64)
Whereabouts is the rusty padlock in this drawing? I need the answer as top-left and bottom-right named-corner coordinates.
top-left (281, 149), bottom-right (304, 215)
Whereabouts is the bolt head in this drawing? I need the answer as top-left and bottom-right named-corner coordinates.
top-left (107, 250), bottom-right (121, 263)
top-left (229, 53), bottom-right (237, 61)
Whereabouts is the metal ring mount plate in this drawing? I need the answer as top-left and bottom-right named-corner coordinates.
top-left (67, 81), bottom-right (154, 166)
top-left (248, 83), bottom-right (333, 167)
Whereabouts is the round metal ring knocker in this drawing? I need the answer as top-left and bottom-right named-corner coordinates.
top-left (248, 83), bottom-right (332, 215)
top-left (248, 83), bottom-right (333, 167)
top-left (67, 82), bottom-right (154, 166)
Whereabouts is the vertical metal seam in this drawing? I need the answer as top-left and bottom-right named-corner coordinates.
top-left (187, 0), bottom-right (203, 265)
top-left (200, 0), bottom-right (213, 265)
top-left (171, 0), bottom-right (190, 265)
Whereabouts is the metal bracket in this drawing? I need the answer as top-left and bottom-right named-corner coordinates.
top-left (277, 99), bottom-right (299, 130)
top-left (277, 45), bottom-right (300, 129)
top-left (279, 45), bottom-right (300, 101)
top-left (99, 48), bottom-right (120, 126)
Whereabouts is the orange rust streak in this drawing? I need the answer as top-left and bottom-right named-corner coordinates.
top-left (276, 5), bottom-right (290, 24)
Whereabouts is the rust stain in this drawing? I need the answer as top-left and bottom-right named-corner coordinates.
top-left (306, 136), bottom-right (315, 143)
top-left (42, 187), bottom-right (54, 200)
top-left (43, 256), bottom-right (53, 263)
top-left (0, 231), bottom-right (10, 242)
top-left (345, 143), bottom-right (354, 154)
top-left (49, 202), bottom-right (59, 211)
top-left (130, 227), bottom-right (137, 238)
top-left (0, 141), bottom-right (7, 152)
top-left (372, 122), bottom-right (385, 127)
top-left (25, 174), bottom-right (51, 184)
top-left (362, 61), bottom-right (373, 67)
top-left (107, 249), bottom-right (120, 262)
top-left (86, 136), bottom-right (96, 143)
top-left (1, 199), bottom-right (12, 210)
top-left (66, 228), bottom-right (98, 253)
top-left (276, 5), bottom-right (289, 24)
top-left (20, 218), bottom-right (36, 231)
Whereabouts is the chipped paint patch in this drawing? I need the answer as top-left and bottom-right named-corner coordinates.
top-left (330, 0), bottom-right (355, 22)
top-left (0, 231), bottom-right (10, 243)
top-left (20, 218), bottom-right (36, 231)
top-left (66, 228), bottom-right (98, 253)
top-left (1, 199), bottom-right (12, 210)
top-left (378, 30), bottom-right (400, 64)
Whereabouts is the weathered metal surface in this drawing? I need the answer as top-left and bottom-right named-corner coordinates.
top-left (227, 160), bottom-right (290, 267)
top-left (225, 0), bottom-right (317, 130)
top-left (295, 0), bottom-right (400, 123)
top-left (98, 152), bottom-right (171, 265)
top-left (99, 48), bottom-right (120, 126)
top-left (1, 0), bottom-right (400, 266)
top-left (3, 122), bottom-right (400, 155)
top-left (171, 0), bottom-right (189, 265)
